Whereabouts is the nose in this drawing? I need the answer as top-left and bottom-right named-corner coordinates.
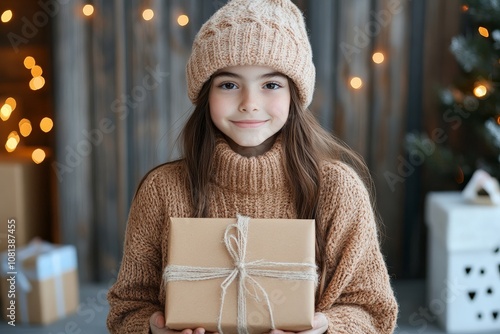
top-left (238, 88), bottom-right (259, 112)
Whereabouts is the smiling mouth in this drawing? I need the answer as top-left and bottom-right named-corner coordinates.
top-left (231, 120), bottom-right (268, 128)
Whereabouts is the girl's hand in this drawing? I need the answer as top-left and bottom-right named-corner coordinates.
top-left (269, 312), bottom-right (328, 334)
top-left (149, 311), bottom-right (218, 334)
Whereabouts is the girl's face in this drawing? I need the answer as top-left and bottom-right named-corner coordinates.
top-left (209, 65), bottom-right (290, 156)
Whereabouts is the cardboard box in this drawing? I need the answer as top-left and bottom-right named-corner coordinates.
top-left (0, 150), bottom-right (52, 252)
top-left (425, 191), bottom-right (500, 333)
top-left (0, 240), bottom-right (79, 325)
top-left (164, 216), bottom-right (316, 333)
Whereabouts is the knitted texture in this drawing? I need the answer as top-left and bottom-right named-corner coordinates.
top-left (186, 0), bottom-right (316, 108)
top-left (106, 137), bottom-right (398, 334)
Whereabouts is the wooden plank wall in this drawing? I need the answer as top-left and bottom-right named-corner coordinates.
top-left (366, 0), bottom-right (411, 277)
top-left (303, 0), bottom-right (411, 276)
top-left (54, 0), bottom-right (225, 281)
top-left (53, 0), bottom-right (459, 281)
top-left (53, 0), bottom-right (94, 281)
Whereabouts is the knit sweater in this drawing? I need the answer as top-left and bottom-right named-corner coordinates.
top-left (106, 136), bottom-right (398, 334)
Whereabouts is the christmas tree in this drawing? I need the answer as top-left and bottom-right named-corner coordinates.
top-left (407, 0), bottom-right (500, 188)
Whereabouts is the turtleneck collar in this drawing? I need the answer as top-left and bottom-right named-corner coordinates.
top-left (211, 135), bottom-right (288, 194)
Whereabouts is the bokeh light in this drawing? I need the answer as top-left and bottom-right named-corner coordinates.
top-left (5, 138), bottom-right (17, 152)
top-left (473, 84), bottom-right (487, 98)
top-left (350, 77), bottom-right (363, 90)
top-left (32, 148), bottom-right (46, 164)
top-left (372, 52), bottom-right (385, 64)
top-left (142, 9), bottom-right (154, 21)
top-left (29, 76), bottom-right (46, 90)
top-left (5, 97), bottom-right (16, 110)
top-left (1, 10), bottom-right (13, 23)
top-left (83, 4), bottom-right (94, 16)
top-left (31, 65), bottom-right (43, 77)
top-left (1, 104), bottom-right (13, 121)
top-left (19, 119), bottom-right (32, 137)
top-left (1, 97), bottom-right (17, 121)
top-left (177, 14), bottom-right (189, 26)
top-left (478, 26), bottom-right (489, 38)
top-left (24, 56), bottom-right (36, 69)
top-left (40, 117), bottom-right (54, 133)
top-left (5, 131), bottom-right (20, 153)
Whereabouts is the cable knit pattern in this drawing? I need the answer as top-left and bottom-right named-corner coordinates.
top-left (106, 137), bottom-right (398, 334)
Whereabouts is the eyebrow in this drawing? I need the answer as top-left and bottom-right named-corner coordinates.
top-left (212, 71), bottom-right (287, 80)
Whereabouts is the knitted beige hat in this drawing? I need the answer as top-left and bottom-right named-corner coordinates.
top-left (186, 0), bottom-right (315, 108)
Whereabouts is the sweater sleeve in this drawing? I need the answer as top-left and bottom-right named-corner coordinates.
top-left (316, 163), bottom-right (398, 334)
top-left (107, 171), bottom-right (166, 334)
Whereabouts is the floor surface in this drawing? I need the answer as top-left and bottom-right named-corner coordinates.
top-left (0, 280), bottom-right (498, 334)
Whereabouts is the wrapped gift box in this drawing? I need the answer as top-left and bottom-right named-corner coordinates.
top-left (0, 240), bottom-right (79, 325)
top-left (425, 192), bottom-right (500, 333)
top-left (0, 151), bottom-right (52, 252)
top-left (164, 216), bottom-right (317, 334)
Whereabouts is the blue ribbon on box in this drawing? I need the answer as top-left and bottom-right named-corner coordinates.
top-left (0, 239), bottom-right (77, 323)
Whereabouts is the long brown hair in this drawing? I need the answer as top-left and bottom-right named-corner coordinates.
top-left (181, 76), bottom-right (377, 300)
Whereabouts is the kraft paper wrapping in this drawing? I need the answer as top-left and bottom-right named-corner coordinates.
top-left (0, 240), bottom-right (79, 325)
top-left (164, 217), bottom-right (316, 334)
top-left (0, 154), bottom-right (51, 252)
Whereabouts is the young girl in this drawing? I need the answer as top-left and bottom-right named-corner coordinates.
top-left (107, 0), bottom-right (398, 333)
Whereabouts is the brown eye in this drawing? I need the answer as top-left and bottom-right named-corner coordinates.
top-left (219, 82), bottom-right (237, 90)
top-left (264, 82), bottom-right (281, 90)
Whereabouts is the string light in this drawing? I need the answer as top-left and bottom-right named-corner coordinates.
top-left (1, 97), bottom-right (16, 121)
top-left (40, 117), bottom-right (54, 133)
top-left (29, 76), bottom-right (45, 90)
top-left (5, 138), bottom-right (18, 152)
top-left (142, 9), bottom-right (154, 21)
top-left (5, 131), bottom-right (20, 153)
top-left (473, 84), bottom-right (488, 98)
top-left (24, 56), bottom-right (36, 69)
top-left (1, 104), bottom-right (12, 121)
top-left (19, 119), bottom-right (32, 137)
top-left (24, 56), bottom-right (45, 90)
top-left (1, 10), bottom-right (12, 23)
top-left (177, 14), bottom-right (189, 27)
top-left (31, 65), bottom-right (43, 77)
top-left (32, 148), bottom-right (46, 164)
top-left (461, 5), bottom-right (469, 12)
top-left (350, 77), bottom-right (363, 90)
top-left (82, 4), bottom-right (94, 16)
top-left (5, 97), bottom-right (16, 110)
top-left (372, 52), bottom-right (385, 64)
top-left (8, 131), bottom-right (20, 142)
top-left (478, 26), bottom-right (489, 38)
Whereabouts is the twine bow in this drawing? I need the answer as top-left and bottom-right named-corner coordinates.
top-left (163, 215), bottom-right (318, 334)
